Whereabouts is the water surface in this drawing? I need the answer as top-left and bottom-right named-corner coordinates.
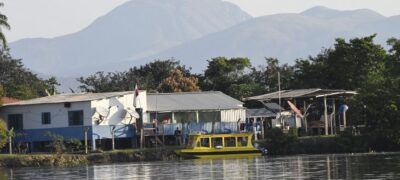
top-left (1, 152), bottom-right (400, 179)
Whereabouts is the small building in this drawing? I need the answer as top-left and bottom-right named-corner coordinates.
top-left (244, 88), bottom-right (357, 135)
top-left (0, 91), bottom-right (245, 152)
top-left (147, 91), bottom-right (246, 123)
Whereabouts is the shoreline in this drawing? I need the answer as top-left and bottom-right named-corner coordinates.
top-left (0, 147), bottom-right (180, 168)
top-left (2, 134), bottom-right (400, 168)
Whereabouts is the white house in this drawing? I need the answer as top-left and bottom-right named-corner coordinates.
top-left (0, 91), bottom-right (245, 151)
top-left (0, 91), bottom-right (146, 151)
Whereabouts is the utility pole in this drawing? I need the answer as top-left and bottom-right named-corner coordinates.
top-left (278, 71), bottom-right (282, 128)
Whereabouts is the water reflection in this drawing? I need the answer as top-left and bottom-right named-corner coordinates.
top-left (2, 153), bottom-right (400, 179)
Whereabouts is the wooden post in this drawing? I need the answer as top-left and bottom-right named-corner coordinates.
top-left (140, 128), bottom-right (144, 149)
top-left (111, 130), bottom-right (115, 151)
top-left (84, 128), bottom-right (88, 154)
top-left (303, 100), bottom-right (308, 134)
top-left (332, 99), bottom-right (336, 135)
top-left (196, 111), bottom-right (199, 123)
top-left (261, 118), bottom-right (265, 139)
top-left (9, 136), bottom-right (12, 155)
top-left (324, 96), bottom-right (329, 135)
top-left (343, 111), bottom-right (347, 128)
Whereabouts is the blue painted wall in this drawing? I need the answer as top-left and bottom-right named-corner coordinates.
top-left (14, 126), bottom-right (93, 142)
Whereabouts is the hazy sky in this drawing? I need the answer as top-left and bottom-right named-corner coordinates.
top-left (2, 0), bottom-right (400, 42)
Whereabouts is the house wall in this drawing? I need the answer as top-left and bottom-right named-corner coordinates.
top-left (221, 109), bottom-right (246, 122)
top-left (0, 101), bottom-right (92, 130)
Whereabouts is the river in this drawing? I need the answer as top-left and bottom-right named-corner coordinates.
top-left (1, 152), bottom-right (400, 179)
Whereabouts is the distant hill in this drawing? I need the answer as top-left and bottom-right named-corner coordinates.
top-left (116, 6), bottom-right (395, 73)
top-left (9, 0), bottom-right (251, 76)
top-left (9, 4), bottom-right (400, 90)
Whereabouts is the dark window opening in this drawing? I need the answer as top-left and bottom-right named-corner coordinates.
top-left (68, 110), bottom-right (84, 126)
top-left (8, 114), bottom-right (23, 130)
top-left (200, 138), bottom-right (210, 147)
top-left (42, 112), bottom-right (51, 125)
top-left (224, 137), bottom-right (236, 147)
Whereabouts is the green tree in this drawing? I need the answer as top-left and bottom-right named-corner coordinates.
top-left (349, 38), bottom-right (400, 146)
top-left (293, 34), bottom-right (386, 90)
top-left (78, 59), bottom-right (190, 92)
top-left (202, 57), bottom-right (251, 93)
top-left (78, 71), bottom-right (128, 93)
top-left (0, 49), bottom-right (57, 99)
top-left (158, 68), bottom-right (200, 93)
top-left (0, 2), bottom-right (10, 48)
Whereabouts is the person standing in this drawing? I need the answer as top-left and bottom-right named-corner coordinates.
top-left (174, 127), bottom-right (182, 145)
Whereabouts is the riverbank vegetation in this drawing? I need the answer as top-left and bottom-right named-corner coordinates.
top-left (260, 128), bottom-right (400, 155)
top-left (0, 147), bottom-right (179, 168)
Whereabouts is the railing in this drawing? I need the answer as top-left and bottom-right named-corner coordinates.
top-left (143, 122), bottom-right (240, 136)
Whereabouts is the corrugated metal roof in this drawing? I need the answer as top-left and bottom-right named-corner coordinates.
top-left (263, 102), bottom-right (284, 111)
top-left (246, 108), bottom-right (276, 118)
top-left (245, 89), bottom-right (357, 101)
top-left (2, 91), bottom-right (138, 106)
top-left (147, 91), bottom-right (244, 112)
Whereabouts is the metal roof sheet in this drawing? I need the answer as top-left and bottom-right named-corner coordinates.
top-left (246, 108), bottom-right (276, 118)
top-left (2, 91), bottom-right (138, 106)
top-left (245, 89), bottom-right (357, 101)
top-left (263, 102), bottom-right (284, 111)
top-left (147, 91), bottom-right (244, 112)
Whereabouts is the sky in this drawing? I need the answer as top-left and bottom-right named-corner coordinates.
top-left (2, 0), bottom-right (400, 42)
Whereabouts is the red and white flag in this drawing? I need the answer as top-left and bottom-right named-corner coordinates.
top-left (133, 84), bottom-right (139, 107)
top-left (287, 100), bottom-right (303, 118)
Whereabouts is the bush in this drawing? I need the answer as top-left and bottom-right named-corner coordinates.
top-left (260, 128), bottom-right (295, 155)
top-left (0, 119), bottom-right (8, 149)
top-left (44, 131), bottom-right (65, 154)
top-left (66, 138), bottom-right (82, 153)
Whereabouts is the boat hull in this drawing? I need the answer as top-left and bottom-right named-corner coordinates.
top-left (176, 149), bottom-right (262, 159)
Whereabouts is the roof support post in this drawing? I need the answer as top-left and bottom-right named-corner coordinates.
top-left (324, 96), bottom-right (328, 135)
top-left (196, 111), bottom-right (199, 123)
top-left (332, 99), bottom-right (336, 135)
top-left (303, 100), bottom-right (308, 134)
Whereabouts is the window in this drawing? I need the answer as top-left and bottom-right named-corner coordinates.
top-left (224, 137), bottom-right (236, 147)
top-left (68, 110), bottom-right (84, 126)
top-left (212, 137), bottom-right (223, 148)
top-left (8, 114), bottom-right (23, 130)
top-left (237, 137), bottom-right (248, 147)
top-left (198, 111), bottom-right (221, 122)
top-left (42, 112), bottom-right (51, 125)
top-left (150, 112), bottom-right (172, 123)
top-left (200, 138), bottom-right (210, 147)
top-left (174, 112), bottom-right (197, 123)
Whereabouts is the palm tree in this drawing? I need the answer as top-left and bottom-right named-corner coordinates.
top-left (0, 2), bottom-right (10, 48)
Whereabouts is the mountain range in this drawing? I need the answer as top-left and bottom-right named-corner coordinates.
top-left (8, 0), bottom-right (400, 91)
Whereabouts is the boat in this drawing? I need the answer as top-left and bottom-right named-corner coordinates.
top-left (175, 133), bottom-right (263, 159)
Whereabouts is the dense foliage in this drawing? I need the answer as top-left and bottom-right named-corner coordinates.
top-left (78, 59), bottom-right (191, 92)
top-left (158, 68), bottom-right (200, 93)
top-left (0, 49), bottom-right (59, 100)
